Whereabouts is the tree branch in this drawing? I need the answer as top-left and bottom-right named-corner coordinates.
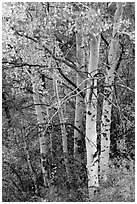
top-left (56, 65), bottom-right (85, 98)
top-left (101, 32), bottom-right (109, 46)
top-left (115, 42), bottom-right (124, 71)
top-left (3, 60), bottom-right (83, 96)
top-left (46, 122), bottom-right (85, 137)
top-left (15, 31), bottom-right (85, 78)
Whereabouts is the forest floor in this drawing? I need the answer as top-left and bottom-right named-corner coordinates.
top-left (41, 158), bottom-right (135, 202)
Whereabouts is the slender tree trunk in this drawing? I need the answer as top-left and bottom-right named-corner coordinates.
top-left (85, 33), bottom-right (100, 197)
top-left (29, 69), bottom-right (50, 188)
top-left (100, 3), bottom-right (123, 181)
top-left (74, 22), bottom-right (85, 161)
top-left (53, 70), bottom-right (70, 179)
top-left (46, 108), bottom-right (53, 160)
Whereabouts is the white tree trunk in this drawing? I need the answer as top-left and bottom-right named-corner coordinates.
top-left (29, 69), bottom-right (49, 188)
top-left (100, 3), bottom-right (123, 181)
top-left (85, 33), bottom-right (100, 196)
top-left (74, 23), bottom-right (85, 161)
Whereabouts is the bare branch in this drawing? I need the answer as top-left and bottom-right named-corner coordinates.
top-left (15, 30), bottom-right (85, 78)
top-left (101, 33), bottom-right (109, 46)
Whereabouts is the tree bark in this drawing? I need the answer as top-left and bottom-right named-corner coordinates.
top-left (46, 108), bottom-right (53, 160)
top-left (100, 3), bottom-right (123, 181)
top-left (85, 33), bottom-right (100, 197)
top-left (74, 22), bottom-right (85, 161)
top-left (30, 69), bottom-right (50, 188)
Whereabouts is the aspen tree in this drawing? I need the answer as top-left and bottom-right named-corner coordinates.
top-left (74, 20), bottom-right (85, 161)
top-left (85, 33), bottom-right (100, 196)
top-left (46, 108), bottom-right (53, 160)
top-left (100, 3), bottom-right (123, 181)
top-left (28, 68), bottom-right (50, 188)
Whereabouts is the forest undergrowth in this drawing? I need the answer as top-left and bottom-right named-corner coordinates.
top-left (40, 159), bottom-right (135, 202)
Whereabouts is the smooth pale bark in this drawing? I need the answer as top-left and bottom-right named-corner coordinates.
top-left (85, 33), bottom-right (100, 196)
top-left (30, 69), bottom-right (49, 188)
top-left (100, 3), bottom-right (123, 181)
top-left (53, 70), bottom-right (69, 179)
top-left (74, 23), bottom-right (85, 161)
